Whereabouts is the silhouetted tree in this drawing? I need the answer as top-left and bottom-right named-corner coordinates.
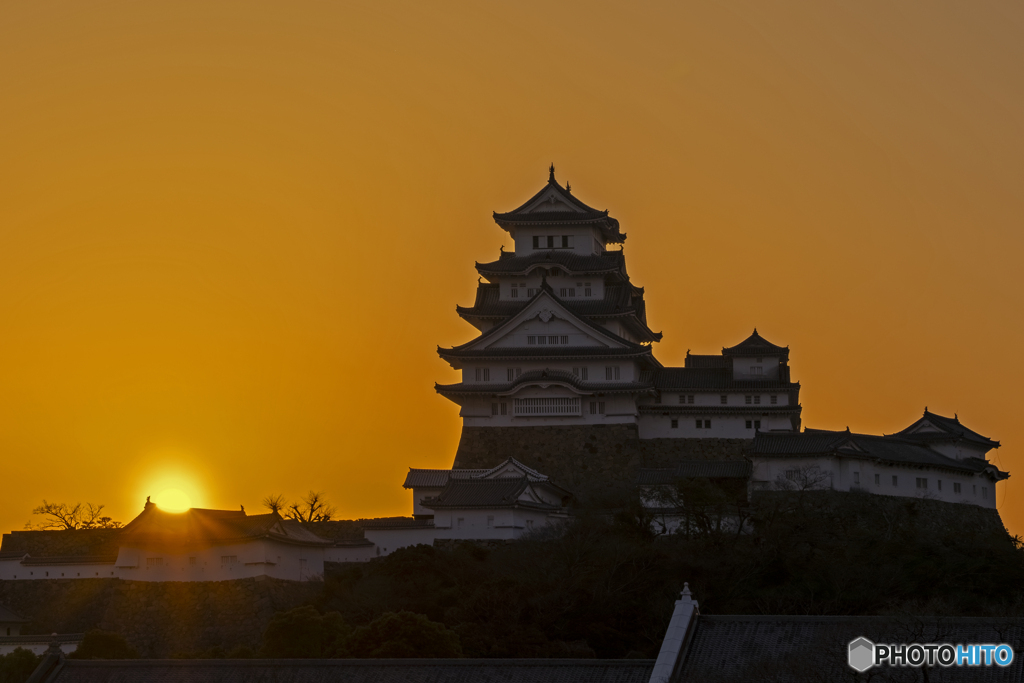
top-left (286, 491), bottom-right (336, 523)
top-left (28, 501), bottom-right (121, 530)
top-left (260, 605), bottom-right (350, 658)
top-left (347, 612), bottom-right (462, 658)
top-left (0, 648), bottom-right (41, 683)
top-left (262, 494), bottom-right (286, 515)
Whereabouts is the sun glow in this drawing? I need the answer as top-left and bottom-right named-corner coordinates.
top-left (154, 489), bottom-right (192, 512)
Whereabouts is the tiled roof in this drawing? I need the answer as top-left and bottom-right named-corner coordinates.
top-left (436, 368), bottom-right (655, 396)
top-left (438, 345), bottom-right (654, 360)
top-left (403, 468), bottom-right (489, 489)
top-left (638, 405), bottom-right (800, 416)
top-left (20, 555), bottom-right (117, 566)
top-left (679, 615), bottom-right (1024, 682)
top-left (683, 354), bottom-right (730, 369)
top-left (721, 329), bottom-right (789, 358)
top-left (636, 460), bottom-right (753, 484)
top-left (0, 604), bottom-right (26, 623)
top-left (491, 172), bottom-right (625, 243)
top-left (119, 506), bottom-right (331, 549)
top-left (749, 430), bottom-right (1008, 478)
top-left (652, 367), bottom-right (798, 391)
top-left (0, 551), bottom-right (27, 561)
top-left (476, 250), bottom-right (626, 277)
top-left (360, 517), bottom-right (434, 530)
top-left (893, 410), bottom-right (1000, 448)
top-left (36, 658), bottom-right (656, 683)
top-left (422, 478), bottom-right (558, 511)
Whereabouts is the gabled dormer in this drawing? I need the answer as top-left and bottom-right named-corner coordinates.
top-left (722, 329), bottom-right (790, 381)
top-left (492, 165), bottom-right (625, 256)
top-left (891, 410), bottom-right (1000, 461)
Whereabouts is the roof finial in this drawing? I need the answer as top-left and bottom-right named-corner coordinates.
top-left (681, 582), bottom-right (692, 598)
top-left (549, 163), bottom-right (555, 182)
top-left (566, 181), bottom-right (571, 193)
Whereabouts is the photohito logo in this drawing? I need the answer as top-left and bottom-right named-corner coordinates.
top-left (848, 637), bottom-right (1014, 671)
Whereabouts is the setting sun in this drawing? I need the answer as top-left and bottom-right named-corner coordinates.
top-left (154, 489), bottom-right (192, 513)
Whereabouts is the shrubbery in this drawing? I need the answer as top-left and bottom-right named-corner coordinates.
top-left (0, 649), bottom-right (41, 683)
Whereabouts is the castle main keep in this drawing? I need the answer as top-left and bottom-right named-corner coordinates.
top-left (435, 167), bottom-right (800, 483)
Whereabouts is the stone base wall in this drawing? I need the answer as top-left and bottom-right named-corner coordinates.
top-left (454, 426), bottom-right (750, 501)
top-left (0, 577), bottom-right (316, 657)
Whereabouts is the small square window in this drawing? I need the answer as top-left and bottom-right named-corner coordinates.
top-left (720, 395), bottom-right (728, 405)
top-left (687, 395), bottom-right (695, 404)
top-left (670, 419), bottom-right (678, 429)
top-left (770, 395), bottom-right (778, 405)
top-left (695, 420), bottom-right (702, 429)
top-left (745, 396), bottom-right (752, 405)
top-left (704, 419), bottom-right (711, 429)
top-left (745, 420), bottom-right (752, 429)
top-left (753, 396), bottom-right (761, 404)
top-left (754, 420), bottom-right (761, 429)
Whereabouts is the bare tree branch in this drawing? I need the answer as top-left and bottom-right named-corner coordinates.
top-left (29, 500), bottom-right (121, 530)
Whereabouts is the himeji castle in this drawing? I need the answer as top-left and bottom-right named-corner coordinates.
top-left (436, 166), bottom-right (801, 441)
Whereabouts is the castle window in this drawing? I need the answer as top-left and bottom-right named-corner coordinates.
top-left (527, 288), bottom-right (537, 296)
top-left (875, 474), bottom-right (880, 486)
top-left (584, 283), bottom-right (592, 296)
top-left (548, 336), bottom-right (558, 344)
top-left (189, 557), bottom-right (197, 566)
top-left (695, 420), bottom-right (703, 429)
top-left (916, 478), bottom-right (928, 490)
top-left (487, 516), bottom-right (494, 528)
top-left (560, 287), bottom-right (577, 297)
top-left (560, 335), bottom-right (569, 344)
top-left (954, 483), bottom-right (962, 494)
top-left (745, 396), bottom-right (752, 405)
top-left (510, 287), bottom-right (519, 298)
top-left (532, 236), bottom-right (540, 249)
top-left (937, 480), bottom-right (942, 491)
top-left (515, 397), bottom-right (581, 416)
top-left (754, 420), bottom-right (761, 429)
top-left (721, 395), bottom-right (728, 405)
top-left (492, 403), bottom-right (499, 416)
top-left (474, 368), bottom-right (490, 382)
top-left (756, 357), bottom-right (763, 363)
top-left (983, 487), bottom-right (988, 499)
top-left (572, 367), bottom-right (588, 380)
top-left (688, 395), bottom-right (695, 404)
top-left (537, 336), bottom-right (547, 345)
top-left (589, 401), bottom-right (605, 415)
top-left (527, 336), bottom-right (536, 344)
top-left (754, 396), bottom-right (761, 404)
top-left (221, 556), bottom-right (238, 567)
top-left (670, 419), bottom-right (678, 429)
top-left (750, 366), bottom-right (763, 376)
top-left (771, 395), bottom-right (778, 404)
top-left (704, 420), bottom-right (711, 428)
top-left (745, 420), bottom-right (752, 429)
top-left (501, 402), bottom-right (507, 416)
top-left (457, 518), bottom-right (464, 528)
top-left (146, 557), bottom-right (163, 567)
top-left (507, 369), bottom-right (515, 381)
top-left (606, 366), bottom-right (620, 380)
top-left (853, 472), bottom-right (860, 485)
top-left (547, 236), bottom-right (555, 249)
top-left (526, 519), bottom-right (533, 529)
top-left (562, 236), bottom-right (571, 248)
top-left (892, 476), bottom-right (898, 486)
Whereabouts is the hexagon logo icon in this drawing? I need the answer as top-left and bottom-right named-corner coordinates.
top-left (848, 637), bottom-right (875, 672)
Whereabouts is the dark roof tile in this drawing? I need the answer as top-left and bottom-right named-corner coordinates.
top-left (721, 330), bottom-right (789, 358)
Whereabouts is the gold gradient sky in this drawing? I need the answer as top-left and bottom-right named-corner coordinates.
top-left (2, 2), bottom-right (1023, 534)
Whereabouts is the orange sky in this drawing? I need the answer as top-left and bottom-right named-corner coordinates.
top-left (1, 1), bottom-right (1022, 535)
